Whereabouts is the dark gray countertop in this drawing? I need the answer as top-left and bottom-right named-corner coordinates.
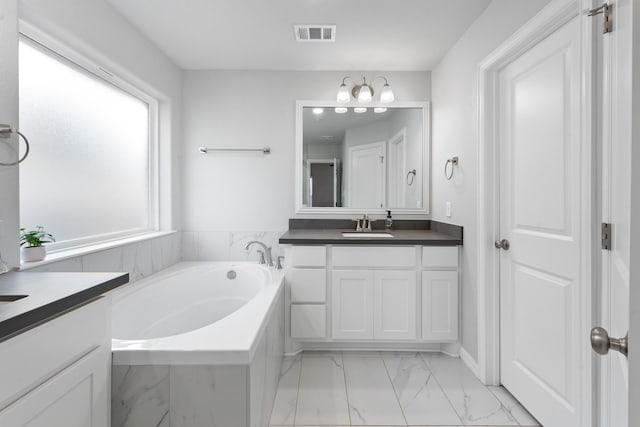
top-left (0, 271), bottom-right (129, 342)
top-left (279, 228), bottom-right (462, 246)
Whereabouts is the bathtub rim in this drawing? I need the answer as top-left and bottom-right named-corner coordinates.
top-left (110, 261), bottom-right (284, 366)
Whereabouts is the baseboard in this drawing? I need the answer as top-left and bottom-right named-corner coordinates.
top-left (459, 346), bottom-right (481, 379)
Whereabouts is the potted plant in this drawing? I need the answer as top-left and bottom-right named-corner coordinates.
top-left (20, 226), bottom-right (55, 262)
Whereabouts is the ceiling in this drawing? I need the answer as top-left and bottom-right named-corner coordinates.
top-left (303, 107), bottom-right (402, 145)
top-left (104, 0), bottom-right (492, 71)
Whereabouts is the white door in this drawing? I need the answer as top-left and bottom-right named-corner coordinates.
top-left (498, 15), bottom-right (586, 427)
top-left (422, 270), bottom-right (458, 341)
top-left (332, 270), bottom-right (373, 339)
top-left (373, 270), bottom-right (416, 340)
top-left (387, 129), bottom-right (406, 208)
top-left (348, 141), bottom-right (385, 208)
top-left (0, 347), bottom-right (110, 427)
top-left (597, 0), bottom-right (632, 425)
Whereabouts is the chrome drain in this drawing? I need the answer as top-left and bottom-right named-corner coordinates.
top-left (227, 270), bottom-right (237, 280)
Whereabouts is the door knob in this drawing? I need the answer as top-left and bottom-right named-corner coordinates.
top-left (495, 239), bottom-right (510, 250)
top-left (591, 327), bottom-right (628, 358)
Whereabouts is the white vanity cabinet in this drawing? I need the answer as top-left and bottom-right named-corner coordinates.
top-left (287, 246), bottom-right (327, 339)
top-left (287, 244), bottom-right (459, 346)
top-left (332, 268), bottom-right (417, 340)
top-left (0, 297), bottom-right (111, 427)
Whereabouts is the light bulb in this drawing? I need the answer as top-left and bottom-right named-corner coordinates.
top-left (380, 83), bottom-right (395, 103)
top-left (374, 107), bottom-right (387, 113)
top-left (354, 107), bottom-right (367, 114)
top-left (312, 108), bottom-right (324, 115)
top-left (357, 84), bottom-right (373, 102)
top-left (336, 83), bottom-right (351, 103)
top-left (334, 107), bottom-right (348, 114)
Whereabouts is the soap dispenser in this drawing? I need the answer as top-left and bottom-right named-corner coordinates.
top-left (385, 210), bottom-right (393, 230)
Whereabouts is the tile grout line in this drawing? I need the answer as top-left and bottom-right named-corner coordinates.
top-left (419, 352), bottom-right (465, 425)
top-left (339, 352), bottom-right (354, 427)
top-left (380, 354), bottom-right (410, 426)
top-left (292, 356), bottom-right (303, 427)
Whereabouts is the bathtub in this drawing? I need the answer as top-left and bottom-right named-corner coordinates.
top-left (110, 262), bottom-right (285, 427)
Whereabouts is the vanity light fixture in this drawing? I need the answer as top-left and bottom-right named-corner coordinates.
top-left (312, 107), bottom-right (324, 115)
top-left (336, 76), bottom-right (395, 104)
top-left (334, 107), bottom-right (348, 114)
top-left (374, 107), bottom-right (387, 113)
top-left (354, 107), bottom-right (367, 114)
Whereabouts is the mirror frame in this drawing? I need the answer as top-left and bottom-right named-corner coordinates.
top-left (295, 100), bottom-right (430, 215)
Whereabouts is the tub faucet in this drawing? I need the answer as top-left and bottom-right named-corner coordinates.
top-left (245, 241), bottom-right (274, 267)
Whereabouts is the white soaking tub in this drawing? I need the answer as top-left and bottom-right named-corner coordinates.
top-left (110, 262), bottom-right (285, 427)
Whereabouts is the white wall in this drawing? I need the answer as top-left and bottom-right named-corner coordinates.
top-left (182, 70), bottom-right (430, 259)
top-left (431, 0), bottom-right (551, 361)
top-left (0, 0), bottom-right (183, 272)
top-left (0, 0), bottom-right (19, 267)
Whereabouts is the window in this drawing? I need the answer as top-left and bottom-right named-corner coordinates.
top-left (19, 36), bottom-right (158, 251)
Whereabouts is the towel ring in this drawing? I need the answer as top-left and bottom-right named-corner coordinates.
top-left (406, 169), bottom-right (417, 185)
top-left (0, 125), bottom-right (30, 166)
top-left (444, 156), bottom-right (458, 180)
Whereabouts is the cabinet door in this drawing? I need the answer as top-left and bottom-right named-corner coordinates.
top-left (289, 268), bottom-right (326, 303)
top-left (422, 271), bottom-right (458, 341)
top-left (291, 305), bottom-right (326, 339)
top-left (332, 270), bottom-right (374, 339)
top-left (374, 271), bottom-right (417, 340)
top-left (0, 346), bottom-right (109, 427)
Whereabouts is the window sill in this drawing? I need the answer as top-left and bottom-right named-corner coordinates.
top-left (19, 231), bottom-right (178, 271)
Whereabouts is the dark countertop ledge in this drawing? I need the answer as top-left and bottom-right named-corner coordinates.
top-left (0, 271), bottom-right (129, 342)
top-left (279, 228), bottom-right (462, 246)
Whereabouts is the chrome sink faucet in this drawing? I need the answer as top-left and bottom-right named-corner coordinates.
top-left (354, 214), bottom-right (373, 232)
top-left (245, 241), bottom-right (274, 267)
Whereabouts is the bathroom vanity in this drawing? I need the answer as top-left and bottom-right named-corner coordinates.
top-left (280, 220), bottom-right (462, 353)
top-left (0, 272), bottom-right (128, 427)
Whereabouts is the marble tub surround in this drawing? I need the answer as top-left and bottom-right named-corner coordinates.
top-left (182, 230), bottom-right (286, 262)
top-left (269, 351), bottom-right (540, 427)
top-left (24, 232), bottom-right (181, 283)
top-left (112, 275), bottom-right (285, 427)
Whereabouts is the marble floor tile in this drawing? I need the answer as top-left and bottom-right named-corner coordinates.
top-left (423, 354), bottom-right (518, 426)
top-left (343, 356), bottom-right (406, 426)
top-left (295, 354), bottom-right (351, 426)
top-left (383, 355), bottom-right (461, 426)
top-left (270, 357), bottom-right (302, 426)
top-left (488, 386), bottom-right (541, 426)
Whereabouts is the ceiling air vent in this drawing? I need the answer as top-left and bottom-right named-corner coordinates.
top-left (294, 25), bottom-right (336, 42)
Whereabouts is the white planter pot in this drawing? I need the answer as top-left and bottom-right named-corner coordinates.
top-left (21, 246), bottom-right (47, 262)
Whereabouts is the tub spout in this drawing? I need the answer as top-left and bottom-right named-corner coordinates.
top-left (245, 241), bottom-right (273, 267)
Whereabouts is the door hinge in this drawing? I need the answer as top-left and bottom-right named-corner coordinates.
top-left (602, 222), bottom-right (612, 250)
top-left (588, 3), bottom-right (612, 34)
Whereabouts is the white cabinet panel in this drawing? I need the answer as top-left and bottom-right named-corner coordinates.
top-left (289, 268), bottom-right (326, 303)
top-left (0, 346), bottom-right (109, 427)
top-left (332, 270), bottom-right (374, 339)
top-left (422, 246), bottom-right (459, 268)
top-left (374, 271), bottom-right (417, 340)
top-left (422, 271), bottom-right (458, 341)
top-left (332, 246), bottom-right (415, 268)
top-left (291, 305), bottom-right (326, 339)
top-left (289, 246), bottom-right (326, 267)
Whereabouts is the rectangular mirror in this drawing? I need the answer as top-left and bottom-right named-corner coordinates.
top-left (295, 101), bottom-right (430, 214)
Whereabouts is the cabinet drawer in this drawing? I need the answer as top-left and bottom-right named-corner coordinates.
top-left (422, 247), bottom-right (459, 268)
top-left (289, 269), bottom-right (326, 303)
top-left (289, 246), bottom-right (326, 267)
top-left (332, 246), bottom-right (416, 268)
top-left (291, 305), bottom-right (326, 339)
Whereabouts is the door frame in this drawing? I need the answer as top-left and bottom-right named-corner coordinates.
top-left (476, 0), bottom-right (595, 424)
top-left (388, 127), bottom-right (407, 208)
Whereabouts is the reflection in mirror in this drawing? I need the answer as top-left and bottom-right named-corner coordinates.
top-left (301, 106), bottom-right (426, 210)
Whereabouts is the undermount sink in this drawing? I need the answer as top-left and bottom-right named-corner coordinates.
top-left (342, 232), bottom-right (394, 238)
top-left (0, 295), bottom-right (28, 305)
